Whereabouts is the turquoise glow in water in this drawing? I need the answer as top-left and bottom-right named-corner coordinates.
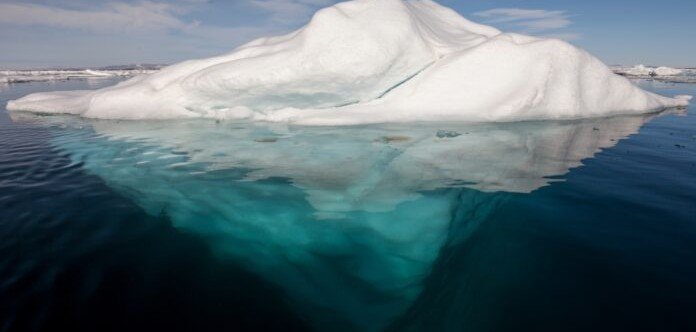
top-left (1, 79), bottom-right (695, 331)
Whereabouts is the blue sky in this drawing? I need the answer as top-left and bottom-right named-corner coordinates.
top-left (0, 0), bottom-right (694, 69)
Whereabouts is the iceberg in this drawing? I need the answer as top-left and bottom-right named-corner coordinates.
top-left (6, 0), bottom-right (689, 124)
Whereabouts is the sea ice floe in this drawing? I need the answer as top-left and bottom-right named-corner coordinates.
top-left (0, 69), bottom-right (158, 84)
top-left (613, 64), bottom-right (683, 77)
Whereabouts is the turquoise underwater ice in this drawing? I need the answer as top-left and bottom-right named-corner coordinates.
top-left (15, 110), bottom-right (664, 331)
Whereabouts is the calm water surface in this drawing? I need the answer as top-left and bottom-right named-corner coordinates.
top-left (1, 79), bottom-right (695, 331)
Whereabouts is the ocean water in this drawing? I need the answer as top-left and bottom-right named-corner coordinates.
top-left (1, 79), bottom-right (695, 332)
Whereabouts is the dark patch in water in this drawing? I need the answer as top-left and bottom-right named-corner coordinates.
top-left (254, 137), bottom-right (279, 143)
top-left (375, 135), bottom-right (411, 143)
top-left (436, 130), bottom-right (461, 138)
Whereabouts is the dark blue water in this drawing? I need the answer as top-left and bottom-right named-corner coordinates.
top-left (1, 79), bottom-right (695, 332)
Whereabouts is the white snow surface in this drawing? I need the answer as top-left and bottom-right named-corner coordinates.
top-left (7, 0), bottom-right (690, 124)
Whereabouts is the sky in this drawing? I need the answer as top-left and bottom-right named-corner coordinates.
top-left (0, 0), bottom-right (694, 69)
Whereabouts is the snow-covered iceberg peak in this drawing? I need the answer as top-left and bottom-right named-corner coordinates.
top-left (7, 0), bottom-right (690, 124)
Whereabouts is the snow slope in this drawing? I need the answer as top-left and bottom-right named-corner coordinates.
top-left (7, 0), bottom-right (690, 124)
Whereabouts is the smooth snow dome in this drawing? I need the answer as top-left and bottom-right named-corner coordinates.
top-left (6, 0), bottom-right (691, 124)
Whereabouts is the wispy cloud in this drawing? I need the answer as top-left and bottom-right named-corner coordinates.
top-left (0, 1), bottom-right (330, 41)
top-left (0, 0), bottom-right (299, 67)
top-left (474, 8), bottom-right (577, 39)
top-left (248, 0), bottom-right (333, 24)
top-left (0, 1), bottom-right (202, 33)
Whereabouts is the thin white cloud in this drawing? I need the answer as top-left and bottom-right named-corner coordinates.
top-left (474, 8), bottom-right (573, 32)
top-left (249, 0), bottom-right (333, 24)
top-left (0, 1), bottom-right (324, 40)
top-left (0, 1), bottom-right (202, 33)
top-left (0, 1), bottom-right (296, 66)
top-left (0, 1), bottom-right (285, 50)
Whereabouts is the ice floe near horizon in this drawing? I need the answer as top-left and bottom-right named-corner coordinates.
top-left (0, 68), bottom-right (160, 85)
top-left (612, 65), bottom-right (696, 83)
top-left (7, 0), bottom-right (691, 124)
top-left (614, 64), bottom-right (683, 77)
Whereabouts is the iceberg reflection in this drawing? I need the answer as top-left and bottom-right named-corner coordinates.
top-left (10, 111), bottom-right (665, 330)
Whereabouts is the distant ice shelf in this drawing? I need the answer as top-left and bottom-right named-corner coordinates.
top-left (611, 65), bottom-right (696, 83)
top-left (0, 66), bottom-right (163, 84)
top-left (6, 0), bottom-right (691, 124)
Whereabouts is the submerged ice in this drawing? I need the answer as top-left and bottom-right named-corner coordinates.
top-left (10, 109), bottom-right (666, 330)
top-left (7, 0), bottom-right (689, 124)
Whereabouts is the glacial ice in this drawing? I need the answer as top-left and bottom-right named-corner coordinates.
top-left (7, 0), bottom-right (689, 124)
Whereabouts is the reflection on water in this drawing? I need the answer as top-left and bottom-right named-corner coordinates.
top-left (7, 110), bottom-right (671, 330)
